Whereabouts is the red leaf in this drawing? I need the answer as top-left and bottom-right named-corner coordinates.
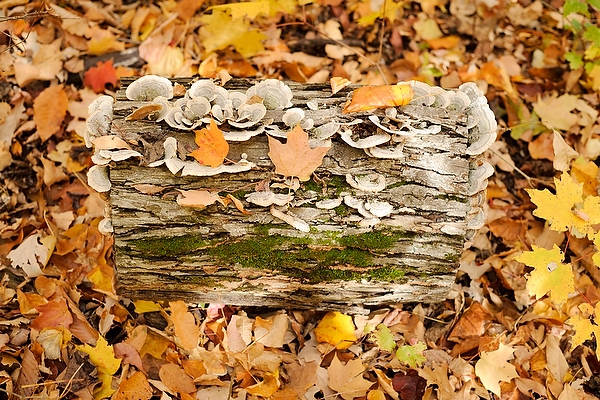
top-left (84, 60), bottom-right (118, 94)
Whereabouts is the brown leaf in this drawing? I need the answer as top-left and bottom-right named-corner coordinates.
top-left (159, 363), bottom-right (196, 395)
top-left (113, 371), bottom-right (153, 400)
top-left (267, 125), bottom-right (330, 182)
top-left (15, 348), bottom-right (40, 398)
top-left (188, 119), bottom-right (229, 168)
top-left (177, 189), bottom-right (223, 208)
top-left (33, 85), bottom-right (69, 142)
top-left (342, 84), bottom-right (413, 113)
top-left (125, 104), bottom-right (164, 121)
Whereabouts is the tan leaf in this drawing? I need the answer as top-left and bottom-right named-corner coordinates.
top-left (159, 363), bottom-right (196, 395)
top-left (34, 85), bottom-right (69, 142)
top-left (170, 300), bottom-right (200, 351)
top-left (267, 125), bottom-right (330, 181)
top-left (327, 354), bottom-right (374, 400)
top-left (475, 343), bottom-right (518, 397)
top-left (177, 189), bottom-right (223, 208)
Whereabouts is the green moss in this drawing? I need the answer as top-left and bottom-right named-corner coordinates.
top-left (327, 175), bottom-right (350, 196)
top-left (130, 235), bottom-right (213, 257)
top-left (302, 179), bottom-right (321, 192)
top-left (339, 231), bottom-right (412, 251)
top-left (368, 266), bottom-right (406, 281)
top-left (444, 253), bottom-right (460, 262)
top-left (320, 248), bottom-right (372, 267)
top-left (386, 181), bottom-right (407, 189)
top-left (334, 204), bottom-right (349, 216)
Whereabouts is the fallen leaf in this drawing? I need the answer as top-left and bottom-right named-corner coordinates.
top-left (7, 233), bottom-right (55, 277)
top-left (327, 354), bottom-right (374, 400)
top-left (475, 342), bottom-right (518, 397)
top-left (395, 342), bottom-right (427, 368)
top-left (170, 300), bottom-right (200, 351)
top-left (254, 313), bottom-right (288, 348)
top-left (267, 125), bottom-right (330, 181)
top-left (314, 311), bottom-right (356, 350)
top-left (34, 85), bottom-right (69, 142)
top-left (177, 189), bottom-right (223, 208)
top-left (189, 119), bottom-right (229, 168)
top-left (330, 76), bottom-right (351, 94)
top-left (343, 84), bottom-right (414, 113)
top-left (392, 370), bottom-right (426, 400)
top-left (113, 371), bottom-right (153, 400)
top-left (246, 371), bottom-right (280, 398)
top-left (77, 336), bottom-right (121, 376)
top-left (84, 60), bottom-right (118, 93)
top-left (533, 93), bottom-right (579, 131)
top-left (159, 363), bottom-right (196, 395)
top-left (125, 104), bottom-right (164, 121)
top-left (552, 130), bottom-right (579, 171)
top-left (516, 244), bottom-right (574, 305)
top-left (32, 298), bottom-right (74, 331)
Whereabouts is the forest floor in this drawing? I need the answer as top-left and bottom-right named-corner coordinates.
top-left (2, 0), bottom-right (600, 399)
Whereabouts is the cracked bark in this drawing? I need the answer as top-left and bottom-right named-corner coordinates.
top-left (108, 78), bottom-right (477, 312)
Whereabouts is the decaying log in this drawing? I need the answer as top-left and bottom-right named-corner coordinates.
top-left (88, 77), bottom-right (496, 311)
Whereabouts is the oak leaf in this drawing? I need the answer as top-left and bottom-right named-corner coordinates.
top-left (314, 311), bottom-right (356, 350)
top-left (516, 244), bottom-right (574, 305)
top-left (267, 125), bottom-right (330, 181)
top-left (327, 354), bottom-right (374, 400)
top-left (34, 85), bottom-right (69, 142)
top-left (474, 343), bottom-right (518, 397)
top-left (343, 84), bottom-right (413, 113)
top-left (189, 119), bottom-right (229, 168)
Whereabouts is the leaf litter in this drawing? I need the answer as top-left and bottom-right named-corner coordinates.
top-left (2, 0), bottom-right (600, 399)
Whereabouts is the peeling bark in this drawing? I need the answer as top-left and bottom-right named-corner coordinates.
top-left (106, 78), bottom-right (488, 311)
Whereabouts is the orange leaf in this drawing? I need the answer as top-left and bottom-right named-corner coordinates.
top-left (342, 84), bottom-right (414, 113)
top-left (170, 300), bottom-right (200, 351)
top-left (31, 297), bottom-right (73, 331)
top-left (113, 371), bottom-right (152, 400)
top-left (189, 119), bottom-right (229, 168)
top-left (159, 363), bottom-right (196, 395)
top-left (83, 60), bottom-right (118, 93)
top-left (34, 85), bottom-right (69, 142)
top-left (267, 125), bottom-right (330, 181)
top-left (176, 189), bottom-right (223, 208)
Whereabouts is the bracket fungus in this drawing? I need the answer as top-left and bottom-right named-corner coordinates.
top-left (125, 75), bottom-right (174, 101)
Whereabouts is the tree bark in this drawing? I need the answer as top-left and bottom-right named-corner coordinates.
top-left (103, 78), bottom-right (489, 312)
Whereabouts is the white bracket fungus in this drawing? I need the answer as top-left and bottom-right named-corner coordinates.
top-left (125, 75), bottom-right (174, 101)
top-left (346, 173), bottom-right (387, 193)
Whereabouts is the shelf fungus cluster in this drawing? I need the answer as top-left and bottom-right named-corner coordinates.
top-left (87, 76), bottom-right (496, 240)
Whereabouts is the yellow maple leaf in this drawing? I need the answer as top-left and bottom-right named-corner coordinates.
top-left (515, 244), bottom-right (574, 305)
top-left (474, 343), bottom-right (519, 397)
top-left (566, 302), bottom-right (600, 357)
top-left (314, 311), bottom-right (356, 350)
top-left (77, 336), bottom-right (121, 400)
top-left (200, 9), bottom-right (266, 58)
top-left (526, 172), bottom-right (600, 237)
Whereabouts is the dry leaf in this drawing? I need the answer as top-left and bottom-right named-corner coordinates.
top-left (34, 85), bottom-right (69, 142)
top-left (125, 104), bottom-right (164, 121)
top-left (330, 77), bottom-right (351, 94)
top-left (84, 60), bottom-right (118, 93)
top-left (113, 371), bottom-right (153, 400)
top-left (170, 300), bottom-right (200, 351)
top-left (159, 363), bottom-right (196, 395)
top-left (177, 189), bottom-right (223, 208)
top-left (189, 119), bottom-right (229, 168)
top-left (327, 354), bottom-right (373, 400)
top-left (474, 343), bottom-right (518, 397)
top-left (314, 311), bottom-right (356, 350)
top-left (343, 84), bottom-right (414, 113)
top-left (267, 125), bottom-right (330, 181)
top-left (552, 130), bottom-right (578, 171)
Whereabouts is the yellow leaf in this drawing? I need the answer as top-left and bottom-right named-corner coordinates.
top-left (327, 354), bottom-right (374, 400)
top-left (343, 84), bottom-right (414, 113)
top-left (87, 263), bottom-right (116, 296)
top-left (533, 93), bottom-right (579, 131)
top-left (566, 302), bottom-right (600, 355)
top-left (246, 370), bottom-right (280, 397)
top-left (200, 9), bottom-right (266, 58)
top-left (209, 0), bottom-right (270, 20)
top-left (77, 336), bottom-right (121, 375)
top-left (314, 311), bottom-right (356, 350)
top-left (474, 343), bottom-right (518, 397)
top-left (94, 371), bottom-right (116, 400)
top-left (526, 172), bottom-right (600, 237)
top-left (515, 244), bottom-right (574, 305)
top-left (133, 300), bottom-right (162, 314)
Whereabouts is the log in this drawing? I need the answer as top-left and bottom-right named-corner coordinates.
top-left (87, 77), bottom-right (496, 311)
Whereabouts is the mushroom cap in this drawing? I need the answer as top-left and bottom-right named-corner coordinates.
top-left (467, 162), bottom-right (494, 195)
top-left (246, 79), bottom-right (293, 110)
top-left (87, 165), bottom-right (111, 192)
top-left (340, 127), bottom-right (391, 148)
top-left (88, 95), bottom-right (114, 116)
top-left (407, 80), bottom-right (435, 106)
top-left (364, 200), bottom-right (394, 218)
top-left (346, 172), bottom-right (387, 192)
top-left (246, 191), bottom-right (291, 207)
top-left (126, 75), bottom-right (174, 101)
top-left (229, 103), bottom-right (267, 128)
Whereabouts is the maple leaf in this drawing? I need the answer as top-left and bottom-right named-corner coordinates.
top-left (84, 60), bottom-right (118, 93)
top-left (566, 302), bottom-right (600, 356)
top-left (33, 85), bottom-right (69, 142)
top-left (475, 343), bottom-right (518, 397)
top-left (372, 323), bottom-right (396, 352)
top-left (200, 8), bottom-right (266, 58)
top-left (516, 244), bottom-right (575, 305)
top-left (267, 125), bottom-right (330, 182)
top-left (77, 336), bottom-right (122, 400)
top-left (526, 172), bottom-right (600, 237)
top-left (188, 119), bottom-right (229, 168)
top-left (327, 354), bottom-right (374, 400)
top-left (343, 84), bottom-right (414, 113)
